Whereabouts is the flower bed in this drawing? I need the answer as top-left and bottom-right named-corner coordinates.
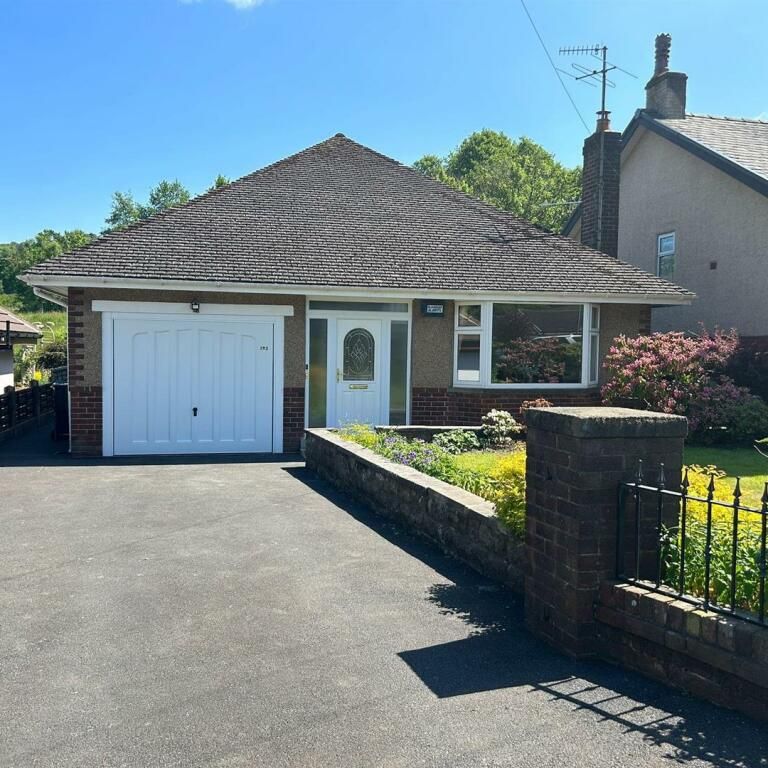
top-left (338, 423), bottom-right (526, 537)
top-left (663, 464), bottom-right (767, 616)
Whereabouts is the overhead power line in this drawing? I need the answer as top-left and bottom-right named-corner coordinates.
top-left (519, 0), bottom-right (590, 134)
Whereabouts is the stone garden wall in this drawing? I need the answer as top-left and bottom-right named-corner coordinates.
top-left (305, 428), bottom-right (525, 593)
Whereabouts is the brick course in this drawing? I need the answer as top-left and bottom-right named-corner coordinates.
top-left (596, 583), bottom-right (768, 722)
top-left (69, 385), bottom-right (103, 457)
top-left (283, 387), bottom-right (305, 453)
top-left (411, 387), bottom-right (601, 425)
top-left (68, 289), bottom-right (103, 457)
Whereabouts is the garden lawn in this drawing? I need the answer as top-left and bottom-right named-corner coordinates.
top-left (684, 445), bottom-right (768, 508)
top-left (451, 448), bottom-right (522, 475)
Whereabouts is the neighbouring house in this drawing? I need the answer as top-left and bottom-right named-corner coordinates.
top-left (565, 33), bottom-right (768, 344)
top-left (0, 307), bottom-right (42, 389)
top-left (22, 134), bottom-right (691, 457)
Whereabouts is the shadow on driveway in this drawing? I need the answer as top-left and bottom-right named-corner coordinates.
top-left (288, 465), bottom-right (768, 768)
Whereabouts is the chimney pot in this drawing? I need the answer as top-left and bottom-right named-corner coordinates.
top-left (645, 33), bottom-right (687, 119)
top-left (654, 33), bottom-right (672, 75)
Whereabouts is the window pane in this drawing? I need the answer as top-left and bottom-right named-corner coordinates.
top-left (658, 253), bottom-right (675, 277)
top-left (309, 301), bottom-right (408, 312)
top-left (457, 334), bottom-right (481, 381)
top-left (491, 304), bottom-right (583, 384)
top-left (308, 318), bottom-right (327, 427)
top-left (589, 332), bottom-right (599, 384)
top-left (343, 328), bottom-right (375, 381)
top-left (389, 321), bottom-right (408, 425)
top-left (458, 305), bottom-right (482, 327)
top-left (658, 233), bottom-right (676, 255)
top-left (590, 305), bottom-right (600, 332)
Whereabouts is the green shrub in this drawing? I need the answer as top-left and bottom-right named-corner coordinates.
top-left (35, 339), bottom-right (67, 371)
top-left (433, 429), bottom-right (480, 454)
top-left (481, 409), bottom-right (522, 447)
top-left (688, 384), bottom-right (768, 444)
top-left (726, 397), bottom-right (768, 443)
top-left (484, 450), bottom-right (527, 536)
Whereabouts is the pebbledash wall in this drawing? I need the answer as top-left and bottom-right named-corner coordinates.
top-left (68, 289), bottom-right (649, 456)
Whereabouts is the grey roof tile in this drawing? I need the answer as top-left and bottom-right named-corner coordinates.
top-left (0, 307), bottom-right (42, 341)
top-left (655, 114), bottom-right (768, 181)
top-left (26, 135), bottom-right (691, 299)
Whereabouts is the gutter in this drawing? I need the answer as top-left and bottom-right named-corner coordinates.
top-left (31, 285), bottom-right (68, 308)
top-left (20, 273), bottom-right (693, 307)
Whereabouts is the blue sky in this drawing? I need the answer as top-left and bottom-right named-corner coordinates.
top-left (2, 0), bottom-right (766, 242)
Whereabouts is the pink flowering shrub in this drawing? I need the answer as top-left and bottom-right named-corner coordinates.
top-left (688, 382), bottom-right (768, 443)
top-left (602, 329), bottom-right (738, 414)
top-left (601, 328), bottom-right (768, 442)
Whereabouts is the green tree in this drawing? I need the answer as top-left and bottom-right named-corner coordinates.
top-left (0, 229), bottom-right (94, 310)
top-left (104, 191), bottom-right (143, 231)
top-left (209, 174), bottom-right (230, 191)
top-left (412, 155), bottom-right (469, 194)
top-left (414, 130), bottom-right (581, 232)
top-left (105, 179), bottom-right (190, 231)
top-left (147, 180), bottom-right (190, 212)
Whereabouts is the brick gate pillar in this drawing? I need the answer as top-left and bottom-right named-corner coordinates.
top-left (524, 407), bottom-right (687, 658)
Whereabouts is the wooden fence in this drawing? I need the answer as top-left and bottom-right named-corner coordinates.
top-left (0, 382), bottom-right (55, 441)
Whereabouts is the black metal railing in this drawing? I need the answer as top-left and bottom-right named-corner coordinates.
top-left (617, 460), bottom-right (768, 626)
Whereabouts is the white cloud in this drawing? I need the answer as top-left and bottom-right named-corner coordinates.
top-left (179, 0), bottom-right (268, 8)
top-left (223, 0), bottom-right (267, 7)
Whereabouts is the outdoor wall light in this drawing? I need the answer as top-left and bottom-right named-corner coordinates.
top-left (190, 301), bottom-right (200, 313)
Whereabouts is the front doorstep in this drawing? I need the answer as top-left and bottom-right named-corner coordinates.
top-left (304, 428), bottom-right (525, 593)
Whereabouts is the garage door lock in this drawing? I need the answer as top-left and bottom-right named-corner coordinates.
top-left (193, 407), bottom-right (198, 417)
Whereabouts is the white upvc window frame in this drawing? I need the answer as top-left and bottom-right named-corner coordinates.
top-left (452, 301), bottom-right (599, 390)
top-left (305, 297), bottom-right (413, 429)
top-left (657, 231), bottom-right (676, 277)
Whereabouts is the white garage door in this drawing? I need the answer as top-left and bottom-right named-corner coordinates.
top-left (112, 316), bottom-right (275, 455)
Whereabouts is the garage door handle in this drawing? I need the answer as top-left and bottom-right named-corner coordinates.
top-left (193, 407), bottom-right (198, 417)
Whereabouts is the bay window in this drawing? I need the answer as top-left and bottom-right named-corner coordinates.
top-left (453, 302), bottom-right (600, 388)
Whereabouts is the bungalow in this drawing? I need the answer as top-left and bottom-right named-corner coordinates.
top-left (0, 307), bottom-right (42, 389)
top-left (22, 134), bottom-right (691, 456)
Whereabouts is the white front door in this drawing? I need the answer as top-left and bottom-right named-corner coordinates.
top-left (335, 318), bottom-right (382, 426)
top-left (113, 316), bottom-right (275, 455)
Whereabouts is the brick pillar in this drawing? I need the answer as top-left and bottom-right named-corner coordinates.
top-left (283, 387), bottom-right (305, 453)
top-left (524, 406), bottom-right (687, 658)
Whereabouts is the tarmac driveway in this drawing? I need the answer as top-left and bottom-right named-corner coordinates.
top-left (1, 434), bottom-right (767, 767)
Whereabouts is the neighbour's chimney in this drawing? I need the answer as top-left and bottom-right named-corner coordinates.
top-left (579, 112), bottom-right (622, 257)
top-left (645, 33), bottom-right (687, 119)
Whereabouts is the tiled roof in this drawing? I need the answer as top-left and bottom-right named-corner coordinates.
top-left (655, 114), bottom-right (768, 181)
top-left (0, 307), bottom-right (41, 343)
top-left (25, 135), bottom-right (690, 300)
